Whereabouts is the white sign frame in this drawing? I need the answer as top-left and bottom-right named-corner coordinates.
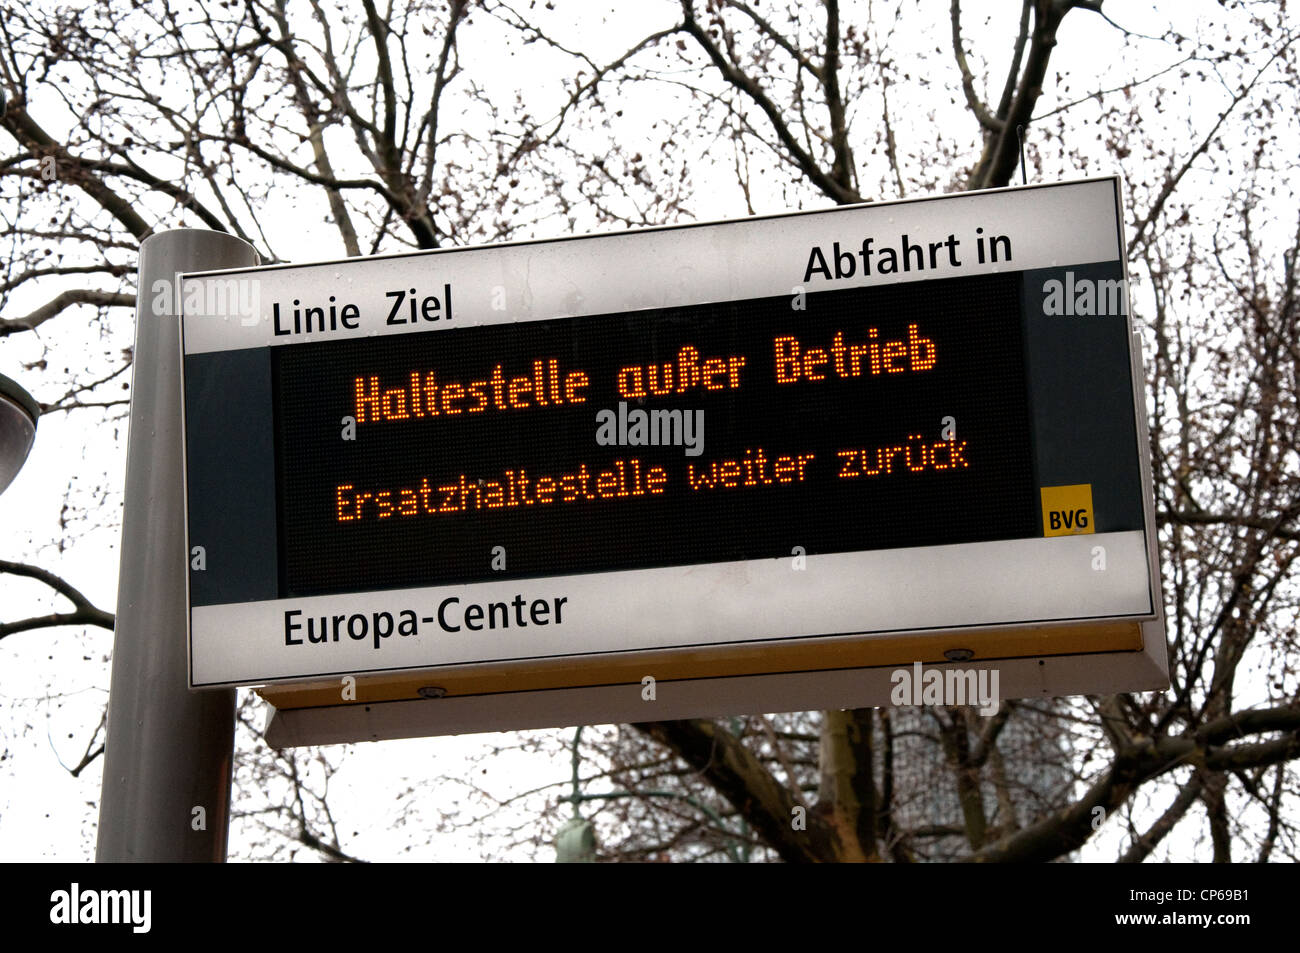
top-left (180, 176), bottom-right (1164, 701)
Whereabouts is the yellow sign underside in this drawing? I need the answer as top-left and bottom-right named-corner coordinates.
top-left (258, 621), bottom-right (1144, 712)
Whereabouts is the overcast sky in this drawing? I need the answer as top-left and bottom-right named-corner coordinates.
top-left (0, 0), bottom-right (1285, 862)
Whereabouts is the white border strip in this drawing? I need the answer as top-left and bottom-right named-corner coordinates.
top-left (180, 178), bottom-right (1122, 354)
top-left (194, 531), bottom-right (1151, 686)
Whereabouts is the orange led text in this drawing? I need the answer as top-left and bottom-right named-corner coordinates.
top-left (836, 436), bottom-right (969, 478)
top-left (774, 324), bottom-right (936, 384)
top-left (353, 359), bottom-right (588, 423)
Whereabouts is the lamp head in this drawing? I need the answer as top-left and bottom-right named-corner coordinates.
top-left (0, 372), bottom-right (39, 495)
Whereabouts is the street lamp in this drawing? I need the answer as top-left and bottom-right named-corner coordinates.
top-left (0, 371), bottom-right (39, 495)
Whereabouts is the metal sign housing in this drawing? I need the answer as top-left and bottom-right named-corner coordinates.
top-left (178, 177), bottom-right (1166, 742)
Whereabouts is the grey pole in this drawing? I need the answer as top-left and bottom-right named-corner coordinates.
top-left (97, 229), bottom-right (258, 862)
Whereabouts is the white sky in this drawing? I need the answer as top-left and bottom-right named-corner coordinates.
top-left (0, 0), bottom-right (1289, 862)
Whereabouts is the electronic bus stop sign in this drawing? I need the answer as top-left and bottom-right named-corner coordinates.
top-left (179, 177), bottom-right (1166, 747)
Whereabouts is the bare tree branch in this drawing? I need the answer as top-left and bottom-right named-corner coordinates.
top-left (951, 0), bottom-right (1002, 132)
top-left (0, 559), bottom-right (114, 638)
top-left (0, 289), bottom-right (134, 336)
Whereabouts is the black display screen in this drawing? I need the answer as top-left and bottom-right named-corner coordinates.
top-left (270, 272), bottom-right (1038, 597)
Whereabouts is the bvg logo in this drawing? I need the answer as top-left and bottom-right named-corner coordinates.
top-left (1040, 484), bottom-right (1095, 537)
top-left (1048, 508), bottom-right (1088, 532)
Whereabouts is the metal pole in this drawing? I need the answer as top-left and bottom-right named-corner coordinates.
top-left (97, 229), bottom-right (258, 862)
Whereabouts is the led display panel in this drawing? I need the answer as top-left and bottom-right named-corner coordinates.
top-left (181, 177), bottom-right (1160, 689)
